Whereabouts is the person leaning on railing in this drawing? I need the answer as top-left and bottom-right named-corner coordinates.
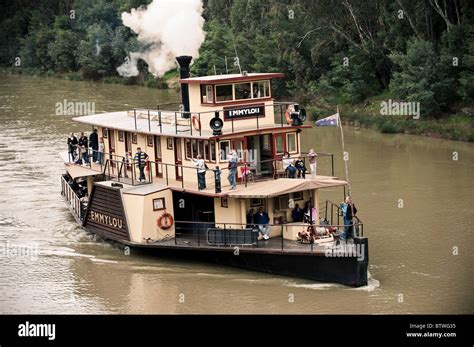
top-left (192, 155), bottom-right (207, 191)
top-left (134, 147), bottom-right (149, 183)
top-left (339, 196), bottom-right (358, 241)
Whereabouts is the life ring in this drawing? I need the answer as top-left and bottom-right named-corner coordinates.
top-left (157, 212), bottom-right (174, 230)
top-left (192, 114), bottom-right (201, 131)
top-left (285, 105), bottom-right (295, 124)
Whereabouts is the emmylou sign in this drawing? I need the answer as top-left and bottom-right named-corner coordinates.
top-left (84, 185), bottom-right (130, 240)
top-left (224, 104), bottom-right (265, 120)
top-left (89, 211), bottom-right (123, 229)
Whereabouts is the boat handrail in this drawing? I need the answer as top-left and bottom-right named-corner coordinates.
top-left (127, 101), bottom-right (303, 136)
top-left (67, 147), bottom-right (336, 189)
top-left (172, 220), bottom-right (364, 251)
top-left (60, 175), bottom-right (85, 222)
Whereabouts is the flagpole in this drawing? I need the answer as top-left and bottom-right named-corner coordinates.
top-left (337, 106), bottom-right (356, 238)
top-left (338, 105), bottom-right (351, 198)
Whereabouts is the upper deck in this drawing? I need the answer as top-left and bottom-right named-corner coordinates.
top-left (73, 70), bottom-right (308, 140)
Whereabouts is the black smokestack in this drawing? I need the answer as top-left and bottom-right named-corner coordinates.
top-left (176, 56), bottom-right (192, 117)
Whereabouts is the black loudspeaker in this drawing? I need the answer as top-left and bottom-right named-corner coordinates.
top-left (209, 111), bottom-right (224, 135)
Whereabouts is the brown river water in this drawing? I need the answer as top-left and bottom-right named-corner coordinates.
top-left (0, 73), bottom-right (472, 314)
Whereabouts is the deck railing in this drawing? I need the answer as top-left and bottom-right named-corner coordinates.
top-left (172, 219), bottom-right (364, 252)
top-left (67, 147), bottom-right (336, 190)
top-left (128, 101), bottom-right (302, 135)
top-left (60, 175), bottom-right (84, 221)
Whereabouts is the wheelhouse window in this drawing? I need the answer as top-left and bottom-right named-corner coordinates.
top-left (200, 84), bottom-right (214, 103)
top-left (216, 84), bottom-right (233, 102)
top-left (252, 80), bottom-right (270, 99)
top-left (235, 82), bottom-right (251, 100)
top-left (286, 133), bottom-right (297, 153)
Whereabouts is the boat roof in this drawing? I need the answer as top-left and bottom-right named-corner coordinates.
top-left (227, 177), bottom-right (348, 198)
top-left (73, 111), bottom-right (307, 139)
top-left (180, 73), bottom-right (285, 85)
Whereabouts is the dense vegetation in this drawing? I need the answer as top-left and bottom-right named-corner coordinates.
top-left (1, 0), bottom-right (473, 140)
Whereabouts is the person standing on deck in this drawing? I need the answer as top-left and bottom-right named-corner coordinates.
top-left (97, 137), bottom-right (105, 164)
top-left (308, 149), bottom-right (318, 178)
top-left (192, 155), bottom-right (207, 191)
top-left (340, 196), bottom-right (358, 241)
top-left (255, 207), bottom-right (271, 240)
top-left (67, 133), bottom-right (78, 162)
top-left (78, 132), bottom-right (89, 164)
top-left (89, 129), bottom-right (99, 163)
top-left (214, 166), bottom-right (222, 193)
top-left (134, 147), bottom-right (149, 183)
top-left (227, 150), bottom-right (238, 190)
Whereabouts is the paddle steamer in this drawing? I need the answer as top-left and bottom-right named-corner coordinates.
top-left (60, 56), bottom-right (368, 287)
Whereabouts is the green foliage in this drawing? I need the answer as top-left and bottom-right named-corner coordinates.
top-left (390, 38), bottom-right (458, 117)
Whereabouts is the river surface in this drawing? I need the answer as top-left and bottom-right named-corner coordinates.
top-left (0, 73), bottom-right (472, 314)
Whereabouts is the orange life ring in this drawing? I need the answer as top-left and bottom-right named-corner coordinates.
top-left (285, 105), bottom-right (295, 124)
top-left (192, 114), bottom-right (201, 131)
top-left (157, 212), bottom-right (174, 230)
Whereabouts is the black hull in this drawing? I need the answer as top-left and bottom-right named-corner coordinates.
top-left (91, 228), bottom-right (369, 287)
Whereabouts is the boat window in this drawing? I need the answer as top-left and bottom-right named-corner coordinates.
top-left (198, 140), bottom-right (205, 159)
top-left (210, 140), bottom-right (216, 162)
top-left (219, 140), bottom-right (230, 161)
top-left (252, 80), bottom-right (270, 99)
top-left (185, 139), bottom-right (191, 159)
top-left (274, 194), bottom-right (290, 211)
top-left (287, 133), bottom-right (297, 153)
top-left (216, 84), bottom-right (233, 102)
top-left (203, 140), bottom-right (209, 161)
top-left (201, 84), bottom-right (214, 103)
top-left (275, 135), bottom-right (285, 154)
top-left (234, 83), bottom-right (251, 100)
top-left (191, 139), bottom-right (198, 159)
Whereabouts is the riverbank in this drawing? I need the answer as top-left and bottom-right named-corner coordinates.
top-left (2, 67), bottom-right (472, 142)
top-left (1, 67), bottom-right (177, 90)
top-left (308, 93), bottom-right (474, 142)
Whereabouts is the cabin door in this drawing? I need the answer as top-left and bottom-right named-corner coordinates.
top-left (108, 129), bottom-right (116, 167)
top-left (124, 132), bottom-right (132, 155)
top-left (154, 136), bottom-right (163, 178)
top-left (174, 138), bottom-right (183, 181)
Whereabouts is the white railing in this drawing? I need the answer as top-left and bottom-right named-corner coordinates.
top-left (61, 176), bottom-right (82, 221)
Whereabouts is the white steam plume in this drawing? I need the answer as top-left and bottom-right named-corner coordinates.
top-left (117, 0), bottom-right (206, 77)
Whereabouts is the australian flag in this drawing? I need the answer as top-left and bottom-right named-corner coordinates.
top-left (315, 113), bottom-right (340, 127)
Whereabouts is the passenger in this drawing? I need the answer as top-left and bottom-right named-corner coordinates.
top-left (308, 149), bottom-right (318, 178)
top-left (97, 137), bottom-right (105, 164)
top-left (340, 196), bottom-right (358, 241)
top-left (78, 132), bottom-right (89, 164)
top-left (291, 203), bottom-right (303, 222)
top-left (255, 207), bottom-right (271, 240)
top-left (122, 152), bottom-right (131, 178)
top-left (192, 154), bottom-right (206, 191)
top-left (134, 147), bottom-right (149, 183)
top-left (89, 129), bottom-right (99, 163)
top-left (227, 149), bottom-right (238, 190)
top-left (214, 166), bottom-right (222, 193)
top-left (67, 133), bottom-right (78, 162)
top-left (294, 156), bottom-right (307, 179)
top-left (282, 152), bottom-right (297, 178)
